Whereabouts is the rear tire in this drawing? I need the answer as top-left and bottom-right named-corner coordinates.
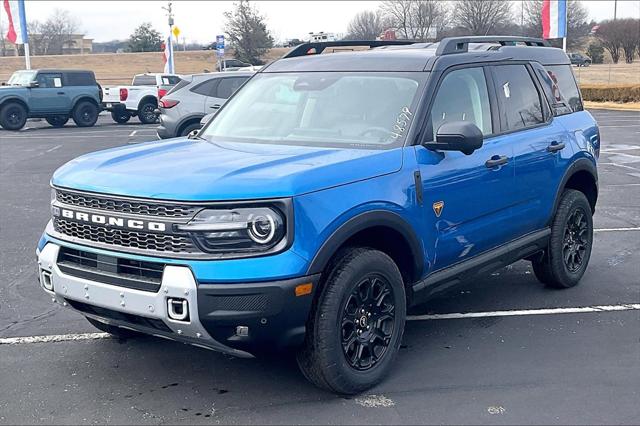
top-left (72, 101), bottom-right (99, 127)
top-left (111, 110), bottom-right (131, 124)
top-left (46, 115), bottom-right (69, 128)
top-left (86, 317), bottom-right (141, 339)
top-left (138, 100), bottom-right (158, 124)
top-left (532, 189), bottom-right (593, 288)
top-left (0, 102), bottom-right (27, 131)
top-left (297, 248), bottom-right (406, 395)
top-left (180, 122), bottom-right (201, 137)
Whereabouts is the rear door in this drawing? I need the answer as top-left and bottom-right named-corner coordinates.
top-left (204, 76), bottom-right (248, 112)
top-left (416, 66), bottom-right (518, 271)
top-left (489, 63), bottom-right (568, 233)
top-left (30, 72), bottom-right (71, 114)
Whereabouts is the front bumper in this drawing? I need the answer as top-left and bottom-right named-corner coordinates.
top-left (37, 242), bottom-right (318, 356)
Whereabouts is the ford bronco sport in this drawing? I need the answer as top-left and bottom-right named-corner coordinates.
top-left (37, 37), bottom-right (599, 395)
top-left (1, 69), bottom-right (101, 130)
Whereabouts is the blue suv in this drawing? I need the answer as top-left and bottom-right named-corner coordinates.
top-left (37, 37), bottom-right (599, 394)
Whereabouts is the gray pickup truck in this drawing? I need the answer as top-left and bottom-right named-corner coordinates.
top-left (0, 69), bottom-right (101, 130)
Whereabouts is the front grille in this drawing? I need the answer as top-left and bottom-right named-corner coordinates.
top-left (56, 190), bottom-right (199, 218)
top-left (54, 218), bottom-right (197, 253)
top-left (57, 246), bottom-right (164, 292)
top-left (65, 299), bottom-right (173, 333)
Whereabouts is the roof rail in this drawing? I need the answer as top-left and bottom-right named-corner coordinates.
top-left (435, 36), bottom-right (550, 56)
top-left (283, 40), bottom-right (417, 59)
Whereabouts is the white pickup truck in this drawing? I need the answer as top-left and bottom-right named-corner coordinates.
top-left (102, 73), bottom-right (181, 124)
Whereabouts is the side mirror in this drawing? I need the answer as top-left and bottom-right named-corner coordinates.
top-left (187, 129), bottom-right (200, 139)
top-left (29, 81), bottom-right (39, 88)
top-left (424, 121), bottom-right (483, 155)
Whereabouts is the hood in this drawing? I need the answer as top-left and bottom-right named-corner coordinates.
top-left (52, 138), bottom-right (403, 201)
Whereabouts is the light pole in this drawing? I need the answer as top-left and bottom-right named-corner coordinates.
top-left (161, 2), bottom-right (175, 73)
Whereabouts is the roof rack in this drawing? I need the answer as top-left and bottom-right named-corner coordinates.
top-left (435, 36), bottom-right (550, 56)
top-left (283, 40), bottom-right (417, 59)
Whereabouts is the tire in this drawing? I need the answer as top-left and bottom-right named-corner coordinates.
top-left (72, 101), bottom-right (99, 127)
top-left (46, 115), bottom-right (69, 128)
top-left (86, 317), bottom-right (141, 339)
top-left (111, 110), bottom-right (131, 124)
top-left (532, 189), bottom-right (593, 288)
top-left (297, 248), bottom-right (406, 395)
top-left (138, 100), bottom-right (158, 124)
top-left (180, 122), bottom-right (201, 137)
top-left (0, 101), bottom-right (27, 131)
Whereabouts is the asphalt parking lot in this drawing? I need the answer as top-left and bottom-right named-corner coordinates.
top-left (1, 110), bottom-right (639, 425)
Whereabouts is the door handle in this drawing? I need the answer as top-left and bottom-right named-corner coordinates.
top-left (57, 91), bottom-right (65, 95)
top-left (547, 141), bottom-right (565, 152)
top-left (485, 155), bottom-right (508, 168)
top-left (210, 104), bottom-right (221, 109)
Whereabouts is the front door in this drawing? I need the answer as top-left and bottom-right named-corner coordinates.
top-left (416, 66), bottom-right (519, 273)
top-left (30, 72), bottom-right (71, 114)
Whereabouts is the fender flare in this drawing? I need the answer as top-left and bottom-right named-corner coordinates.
top-left (306, 209), bottom-right (424, 280)
top-left (71, 96), bottom-right (100, 111)
top-left (137, 95), bottom-right (158, 111)
top-left (0, 96), bottom-right (30, 114)
top-left (177, 114), bottom-right (205, 134)
top-left (549, 157), bottom-right (598, 224)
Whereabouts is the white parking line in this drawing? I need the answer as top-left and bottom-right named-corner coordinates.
top-left (2, 304), bottom-right (639, 345)
top-left (129, 130), bottom-right (137, 136)
top-left (595, 227), bottom-right (640, 232)
top-left (45, 144), bottom-right (61, 153)
top-left (407, 304), bottom-right (640, 321)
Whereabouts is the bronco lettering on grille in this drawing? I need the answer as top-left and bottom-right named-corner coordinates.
top-left (57, 208), bottom-right (167, 232)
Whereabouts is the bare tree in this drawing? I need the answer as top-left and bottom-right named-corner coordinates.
top-left (452, 0), bottom-right (513, 36)
top-left (523, 0), bottom-right (588, 40)
top-left (380, 0), bottom-right (448, 41)
top-left (27, 9), bottom-right (79, 55)
top-left (618, 19), bottom-right (640, 63)
top-left (346, 10), bottom-right (386, 40)
top-left (597, 19), bottom-right (626, 63)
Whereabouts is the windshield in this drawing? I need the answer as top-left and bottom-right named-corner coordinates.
top-left (200, 72), bottom-right (426, 149)
top-left (7, 70), bottom-right (36, 86)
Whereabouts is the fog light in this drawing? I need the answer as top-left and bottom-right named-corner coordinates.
top-left (41, 269), bottom-right (53, 291)
top-left (167, 298), bottom-right (189, 322)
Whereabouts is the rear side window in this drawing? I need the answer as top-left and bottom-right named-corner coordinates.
top-left (167, 78), bottom-right (190, 95)
top-left (161, 75), bottom-right (181, 85)
top-left (215, 77), bottom-right (248, 99)
top-left (132, 75), bottom-right (157, 86)
top-left (65, 72), bottom-right (95, 86)
top-left (428, 67), bottom-right (493, 140)
top-left (546, 65), bottom-right (583, 113)
top-left (492, 64), bottom-right (544, 131)
top-left (191, 79), bottom-right (218, 96)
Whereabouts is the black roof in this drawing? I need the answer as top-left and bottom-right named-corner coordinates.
top-left (28, 69), bottom-right (95, 74)
top-left (263, 37), bottom-right (570, 73)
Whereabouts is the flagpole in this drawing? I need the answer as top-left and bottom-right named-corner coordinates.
top-left (23, 41), bottom-right (30, 69)
top-left (562, 0), bottom-right (568, 52)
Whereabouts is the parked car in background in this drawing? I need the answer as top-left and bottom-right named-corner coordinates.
top-left (102, 73), bottom-right (181, 124)
top-left (569, 53), bottom-right (591, 67)
top-left (220, 59), bottom-right (252, 71)
top-left (0, 69), bottom-right (101, 130)
top-left (157, 71), bottom-right (252, 138)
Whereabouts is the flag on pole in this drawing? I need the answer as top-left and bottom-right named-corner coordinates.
top-left (162, 36), bottom-right (174, 74)
top-left (3, 0), bottom-right (29, 44)
top-left (542, 0), bottom-right (567, 39)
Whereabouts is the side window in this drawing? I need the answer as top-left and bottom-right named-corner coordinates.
top-left (532, 65), bottom-right (572, 116)
top-left (65, 72), bottom-right (95, 86)
top-left (162, 76), bottom-right (181, 85)
top-left (132, 75), bottom-right (157, 86)
top-left (190, 79), bottom-right (218, 96)
top-left (37, 73), bottom-right (63, 88)
top-left (546, 65), bottom-right (583, 113)
top-left (492, 65), bottom-right (544, 131)
top-left (428, 67), bottom-right (492, 141)
top-left (215, 77), bottom-right (247, 99)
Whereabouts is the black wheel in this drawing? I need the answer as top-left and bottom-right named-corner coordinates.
top-left (46, 115), bottom-right (69, 128)
top-left (532, 189), bottom-right (593, 288)
top-left (297, 248), bottom-right (406, 395)
top-left (72, 101), bottom-right (99, 127)
top-left (138, 100), bottom-right (158, 124)
top-left (180, 122), bottom-right (201, 137)
top-left (111, 110), bottom-right (131, 124)
top-left (0, 102), bottom-right (27, 131)
top-left (86, 317), bottom-right (141, 339)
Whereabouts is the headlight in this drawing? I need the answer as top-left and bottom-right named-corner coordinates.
top-left (51, 188), bottom-right (57, 204)
top-left (177, 207), bottom-right (286, 255)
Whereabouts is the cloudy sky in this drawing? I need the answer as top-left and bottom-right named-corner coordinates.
top-left (5, 0), bottom-right (640, 44)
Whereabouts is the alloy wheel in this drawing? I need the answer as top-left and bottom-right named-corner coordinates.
top-left (563, 207), bottom-right (588, 272)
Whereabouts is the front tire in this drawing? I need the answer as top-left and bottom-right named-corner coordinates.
top-left (72, 101), bottom-right (99, 127)
top-left (138, 100), bottom-right (158, 124)
top-left (86, 317), bottom-right (141, 339)
top-left (180, 122), bottom-right (201, 137)
top-left (0, 102), bottom-right (27, 131)
top-left (297, 248), bottom-right (406, 395)
top-left (110, 110), bottom-right (131, 124)
top-left (532, 189), bottom-right (593, 288)
top-left (46, 115), bottom-right (69, 128)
